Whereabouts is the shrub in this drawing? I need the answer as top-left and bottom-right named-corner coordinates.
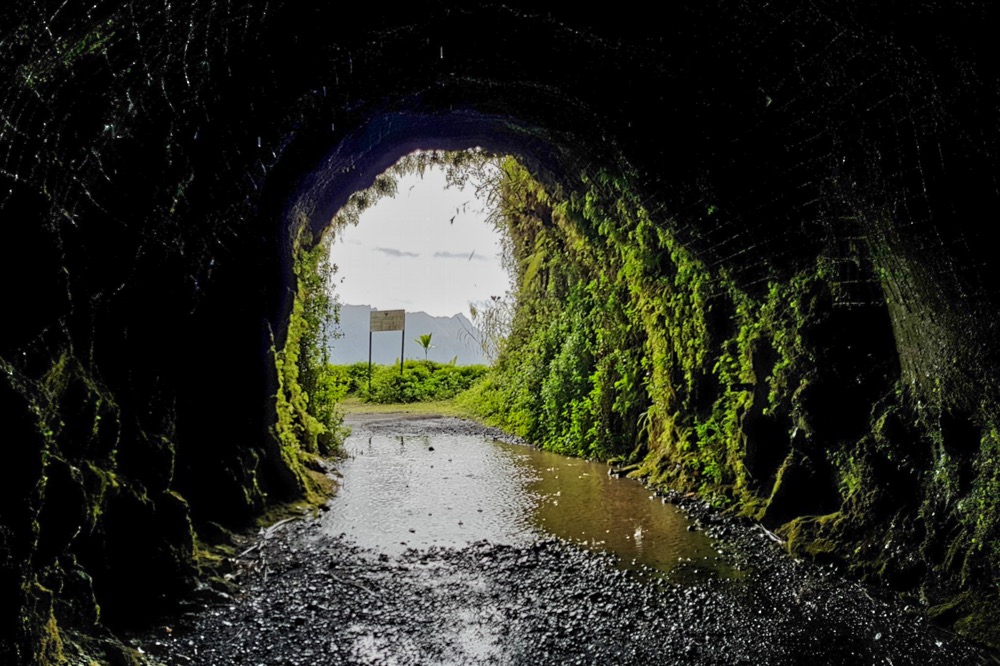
top-left (332, 360), bottom-right (488, 404)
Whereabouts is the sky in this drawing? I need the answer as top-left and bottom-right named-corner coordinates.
top-left (329, 165), bottom-right (510, 318)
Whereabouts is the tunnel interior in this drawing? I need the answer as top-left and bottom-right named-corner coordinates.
top-left (2, 2), bottom-right (1000, 662)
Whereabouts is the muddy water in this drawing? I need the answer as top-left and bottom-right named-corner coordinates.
top-left (322, 432), bottom-right (735, 581)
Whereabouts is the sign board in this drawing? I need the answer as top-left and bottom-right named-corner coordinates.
top-left (370, 309), bottom-right (405, 332)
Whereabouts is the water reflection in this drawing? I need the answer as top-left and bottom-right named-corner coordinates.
top-left (322, 433), bottom-right (735, 581)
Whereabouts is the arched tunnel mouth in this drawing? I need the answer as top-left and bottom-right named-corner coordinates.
top-left (273, 99), bottom-right (907, 492)
top-left (266, 100), bottom-right (904, 540)
top-left (273, 136), bottom-right (739, 579)
top-left (3, 3), bottom-right (1000, 662)
top-left (269, 106), bottom-right (598, 348)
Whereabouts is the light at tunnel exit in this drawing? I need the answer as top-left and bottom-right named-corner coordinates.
top-left (331, 164), bottom-right (510, 318)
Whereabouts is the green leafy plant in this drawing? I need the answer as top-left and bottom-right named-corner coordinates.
top-left (273, 224), bottom-right (347, 458)
top-left (415, 333), bottom-right (434, 360)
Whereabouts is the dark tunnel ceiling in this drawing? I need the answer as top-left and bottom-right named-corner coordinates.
top-left (288, 110), bottom-right (568, 242)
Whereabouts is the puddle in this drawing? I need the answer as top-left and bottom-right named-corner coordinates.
top-left (322, 433), bottom-right (736, 581)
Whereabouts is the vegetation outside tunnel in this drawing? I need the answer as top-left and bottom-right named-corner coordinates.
top-left (334, 360), bottom-right (487, 404)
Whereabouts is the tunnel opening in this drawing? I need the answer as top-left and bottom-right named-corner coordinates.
top-left (11, 91), bottom-right (990, 652)
top-left (268, 147), bottom-right (519, 439)
top-left (268, 105), bottom-right (910, 516)
top-left (325, 150), bottom-right (513, 368)
top-left (269, 110), bottom-right (587, 352)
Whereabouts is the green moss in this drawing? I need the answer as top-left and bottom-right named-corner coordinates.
top-left (952, 596), bottom-right (1000, 647)
top-left (273, 222), bottom-right (347, 460)
top-left (927, 590), bottom-right (1000, 645)
top-left (457, 158), bottom-right (1000, 640)
top-left (22, 582), bottom-right (65, 665)
top-left (193, 534), bottom-right (238, 587)
top-left (967, 427), bottom-right (1000, 561)
top-left (62, 630), bottom-right (145, 666)
top-left (828, 449), bottom-right (864, 501)
top-left (39, 611), bottom-right (65, 664)
top-left (465, 158), bottom-right (836, 512)
top-left (777, 513), bottom-right (843, 561)
top-left (80, 462), bottom-right (119, 532)
top-left (265, 218), bottom-right (351, 512)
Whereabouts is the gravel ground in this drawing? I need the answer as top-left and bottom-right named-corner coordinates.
top-left (137, 413), bottom-right (997, 665)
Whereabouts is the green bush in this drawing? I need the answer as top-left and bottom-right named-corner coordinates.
top-left (332, 360), bottom-right (488, 404)
top-left (338, 362), bottom-right (372, 393)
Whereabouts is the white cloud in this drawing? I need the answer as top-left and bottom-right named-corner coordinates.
top-left (330, 164), bottom-right (509, 317)
top-left (374, 247), bottom-right (420, 258)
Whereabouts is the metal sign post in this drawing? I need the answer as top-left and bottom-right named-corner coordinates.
top-left (369, 309), bottom-right (407, 391)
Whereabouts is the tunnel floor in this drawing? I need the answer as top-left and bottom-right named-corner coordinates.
top-left (138, 414), bottom-right (993, 665)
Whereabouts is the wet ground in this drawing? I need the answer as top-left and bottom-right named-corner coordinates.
top-left (321, 416), bottom-right (732, 581)
top-left (139, 413), bottom-right (997, 665)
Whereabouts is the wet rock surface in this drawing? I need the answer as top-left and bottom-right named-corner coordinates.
top-left (138, 415), bottom-right (995, 665)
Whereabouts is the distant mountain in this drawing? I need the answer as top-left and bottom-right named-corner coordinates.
top-left (328, 304), bottom-right (488, 365)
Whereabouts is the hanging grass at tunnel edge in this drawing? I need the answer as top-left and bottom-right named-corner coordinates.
top-left (271, 223), bottom-right (349, 498)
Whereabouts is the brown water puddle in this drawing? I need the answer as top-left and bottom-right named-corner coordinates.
top-left (321, 432), bottom-right (737, 582)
